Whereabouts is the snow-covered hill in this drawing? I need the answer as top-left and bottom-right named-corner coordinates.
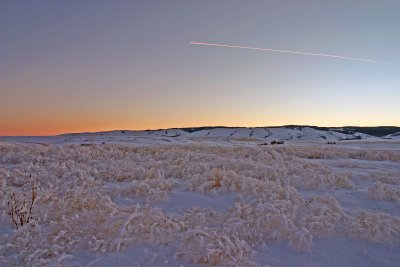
top-left (0, 126), bottom-right (384, 145)
top-left (383, 132), bottom-right (400, 140)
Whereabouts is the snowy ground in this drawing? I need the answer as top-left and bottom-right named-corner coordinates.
top-left (0, 138), bottom-right (399, 266)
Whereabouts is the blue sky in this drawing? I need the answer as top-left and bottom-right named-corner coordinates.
top-left (1, 1), bottom-right (399, 135)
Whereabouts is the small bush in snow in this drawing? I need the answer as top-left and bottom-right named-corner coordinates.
top-left (6, 176), bottom-right (37, 229)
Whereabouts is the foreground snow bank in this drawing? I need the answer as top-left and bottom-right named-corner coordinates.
top-left (0, 142), bottom-right (399, 266)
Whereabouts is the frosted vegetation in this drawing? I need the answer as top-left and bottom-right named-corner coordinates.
top-left (0, 142), bottom-right (399, 266)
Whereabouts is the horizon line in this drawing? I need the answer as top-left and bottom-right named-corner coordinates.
top-left (2, 124), bottom-right (400, 137)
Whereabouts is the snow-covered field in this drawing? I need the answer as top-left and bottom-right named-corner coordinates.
top-left (1, 134), bottom-right (400, 266)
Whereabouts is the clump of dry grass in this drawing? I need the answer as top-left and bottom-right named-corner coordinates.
top-left (7, 175), bottom-right (37, 229)
top-left (368, 182), bottom-right (400, 202)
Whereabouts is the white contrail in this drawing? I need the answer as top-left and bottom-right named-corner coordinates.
top-left (190, 41), bottom-right (389, 64)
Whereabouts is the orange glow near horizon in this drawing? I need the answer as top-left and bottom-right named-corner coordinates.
top-left (1, 82), bottom-right (399, 136)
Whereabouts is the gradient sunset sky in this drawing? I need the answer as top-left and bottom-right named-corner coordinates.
top-left (1, 1), bottom-right (399, 136)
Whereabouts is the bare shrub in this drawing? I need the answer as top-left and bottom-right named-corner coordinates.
top-left (6, 175), bottom-right (37, 229)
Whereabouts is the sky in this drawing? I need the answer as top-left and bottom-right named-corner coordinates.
top-left (1, 0), bottom-right (399, 136)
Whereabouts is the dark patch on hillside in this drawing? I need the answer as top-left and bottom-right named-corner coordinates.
top-left (180, 126), bottom-right (238, 133)
top-left (334, 127), bottom-right (400, 137)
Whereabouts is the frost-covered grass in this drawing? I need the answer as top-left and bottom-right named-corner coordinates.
top-left (368, 182), bottom-right (400, 202)
top-left (0, 142), bottom-right (399, 266)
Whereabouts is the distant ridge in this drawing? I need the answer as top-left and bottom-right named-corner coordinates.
top-left (176, 126), bottom-right (400, 138)
top-left (55, 125), bottom-right (400, 140)
top-left (3, 125), bottom-right (400, 145)
top-left (4, 124), bottom-right (400, 140)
